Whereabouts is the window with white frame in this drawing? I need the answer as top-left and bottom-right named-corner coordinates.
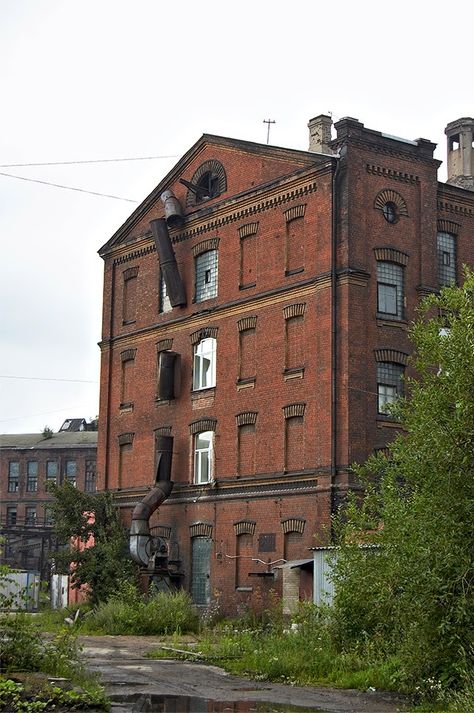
top-left (194, 431), bottom-right (214, 484)
top-left (195, 250), bottom-right (218, 302)
top-left (437, 232), bottom-right (456, 287)
top-left (377, 362), bottom-right (404, 414)
top-left (193, 337), bottom-right (216, 390)
top-left (377, 262), bottom-right (404, 319)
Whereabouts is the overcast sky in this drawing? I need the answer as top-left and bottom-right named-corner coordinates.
top-left (1, 0), bottom-right (472, 434)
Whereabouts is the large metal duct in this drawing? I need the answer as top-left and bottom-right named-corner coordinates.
top-left (150, 218), bottom-right (186, 307)
top-left (129, 435), bottom-right (174, 567)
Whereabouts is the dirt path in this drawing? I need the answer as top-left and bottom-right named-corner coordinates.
top-left (79, 635), bottom-right (409, 712)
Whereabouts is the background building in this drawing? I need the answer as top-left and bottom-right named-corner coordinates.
top-left (97, 115), bottom-right (474, 613)
top-left (0, 421), bottom-right (97, 582)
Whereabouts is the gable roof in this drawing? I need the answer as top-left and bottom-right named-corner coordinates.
top-left (98, 134), bottom-right (321, 257)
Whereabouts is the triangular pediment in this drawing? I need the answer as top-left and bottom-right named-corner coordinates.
top-left (99, 134), bottom-right (322, 256)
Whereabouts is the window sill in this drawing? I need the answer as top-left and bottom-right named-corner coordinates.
top-left (376, 417), bottom-right (402, 429)
top-left (239, 282), bottom-right (256, 291)
top-left (283, 366), bottom-right (305, 381)
top-left (155, 398), bottom-right (171, 407)
top-left (122, 319), bottom-right (136, 326)
top-left (376, 316), bottom-right (408, 329)
top-left (236, 586), bottom-right (253, 592)
top-left (119, 402), bottom-right (134, 413)
top-left (192, 387), bottom-right (216, 398)
top-left (236, 377), bottom-right (256, 391)
top-left (285, 267), bottom-right (305, 277)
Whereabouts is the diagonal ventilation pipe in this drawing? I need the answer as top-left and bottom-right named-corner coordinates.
top-left (150, 217), bottom-right (186, 307)
top-left (129, 435), bottom-right (174, 567)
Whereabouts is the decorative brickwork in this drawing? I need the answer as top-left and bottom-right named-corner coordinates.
top-left (189, 522), bottom-right (213, 538)
top-left (373, 247), bottom-right (409, 266)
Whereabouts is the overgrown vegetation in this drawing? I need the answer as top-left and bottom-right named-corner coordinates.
top-left (330, 271), bottom-right (474, 698)
top-left (0, 566), bottom-right (108, 710)
top-left (48, 482), bottom-right (138, 605)
top-left (35, 581), bottom-right (199, 637)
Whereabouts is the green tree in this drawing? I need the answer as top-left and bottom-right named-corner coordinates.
top-left (49, 482), bottom-right (137, 605)
top-left (332, 270), bottom-right (474, 690)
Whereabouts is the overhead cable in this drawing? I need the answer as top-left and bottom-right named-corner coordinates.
top-left (0, 154), bottom-right (179, 168)
top-left (0, 171), bottom-right (138, 202)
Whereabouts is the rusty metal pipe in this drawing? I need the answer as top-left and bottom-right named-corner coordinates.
top-left (150, 218), bottom-right (186, 307)
top-left (130, 436), bottom-right (174, 567)
top-left (161, 189), bottom-right (183, 227)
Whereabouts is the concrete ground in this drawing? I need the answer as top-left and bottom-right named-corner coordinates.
top-left (79, 635), bottom-right (409, 713)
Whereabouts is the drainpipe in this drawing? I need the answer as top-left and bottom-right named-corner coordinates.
top-left (330, 155), bottom-right (342, 515)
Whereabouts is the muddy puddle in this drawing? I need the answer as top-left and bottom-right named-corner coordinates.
top-left (110, 693), bottom-right (330, 712)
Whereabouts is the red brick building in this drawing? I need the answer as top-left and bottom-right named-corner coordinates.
top-left (97, 115), bottom-right (474, 613)
top-left (0, 423), bottom-right (97, 581)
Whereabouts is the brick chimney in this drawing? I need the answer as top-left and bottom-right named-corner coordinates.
top-left (445, 117), bottom-right (474, 191)
top-left (308, 114), bottom-right (333, 154)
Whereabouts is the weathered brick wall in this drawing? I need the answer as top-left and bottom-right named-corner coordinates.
top-left (97, 124), bottom-right (474, 613)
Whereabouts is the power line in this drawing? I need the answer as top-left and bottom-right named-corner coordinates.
top-left (0, 375), bottom-right (97, 384)
top-left (0, 405), bottom-right (97, 424)
top-left (0, 154), bottom-right (180, 168)
top-left (0, 171), bottom-right (138, 202)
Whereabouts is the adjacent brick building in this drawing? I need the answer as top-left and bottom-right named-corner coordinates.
top-left (97, 114), bottom-right (474, 613)
top-left (0, 423), bottom-right (97, 581)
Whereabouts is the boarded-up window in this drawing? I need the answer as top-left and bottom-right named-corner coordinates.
top-left (121, 359), bottom-right (133, 406)
top-left (239, 328), bottom-right (256, 380)
top-left (238, 424), bottom-right (256, 476)
top-left (286, 316), bottom-right (304, 370)
top-left (285, 416), bottom-right (304, 472)
top-left (118, 443), bottom-right (132, 489)
top-left (286, 218), bottom-right (305, 273)
top-left (123, 271), bottom-right (138, 323)
top-left (240, 234), bottom-right (257, 288)
top-left (284, 531), bottom-right (303, 561)
top-left (236, 533), bottom-right (253, 588)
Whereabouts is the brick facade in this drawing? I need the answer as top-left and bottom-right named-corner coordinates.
top-left (97, 118), bottom-right (474, 613)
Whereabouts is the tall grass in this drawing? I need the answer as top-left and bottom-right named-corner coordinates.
top-left (82, 585), bottom-right (199, 636)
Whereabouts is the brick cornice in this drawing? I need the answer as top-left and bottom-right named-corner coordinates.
top-left (437, 199), bottom-right (474, 217)
top-left (366, 163), bottom-right (419, 185)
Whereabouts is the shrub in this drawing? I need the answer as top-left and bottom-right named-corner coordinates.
top-left (83, 586), bottom-right (199, 636)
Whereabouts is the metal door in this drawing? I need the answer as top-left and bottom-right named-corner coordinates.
top-left (191, 537), bottom-right (211, 605)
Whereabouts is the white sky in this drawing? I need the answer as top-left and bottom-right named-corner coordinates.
top-left (1, 0), bottom-right (472, 434)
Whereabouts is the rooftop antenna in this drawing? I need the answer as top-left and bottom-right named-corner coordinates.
top-left (263, 119), bottom-right (276, 145)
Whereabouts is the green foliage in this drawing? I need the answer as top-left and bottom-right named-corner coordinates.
top-left (80, 582), bottom-right (199, 636)
top-left (331, 270), bottom-right (474, 695)
top-left (41, 426), bottom-right (53, 439)
top-left (48, 482), bottom-right (138, 605)
top-left (0, 676), bottom-right (108, 712)
top-left (0, 613), bottom-right (108, 709)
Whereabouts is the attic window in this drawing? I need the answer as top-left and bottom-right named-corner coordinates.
top-left (196, 171), bottom-right (219, 203)
top-left (185, 160), bottom-right (227, 207)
